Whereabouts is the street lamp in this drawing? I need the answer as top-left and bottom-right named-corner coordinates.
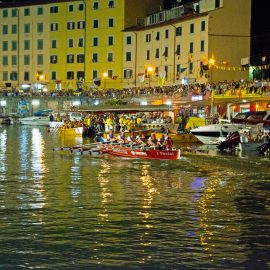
top-left (209, 57), bottom-right (215, 83)
top-left (147, 66), bottom-right (153, 87)
top-left (102, 72), bottom-right (108, 90)
top-left (262, 56), bottom-right (266, 82)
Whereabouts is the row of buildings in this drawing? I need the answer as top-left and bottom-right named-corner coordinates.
top-left (0, 0), bottom-right (254, 91)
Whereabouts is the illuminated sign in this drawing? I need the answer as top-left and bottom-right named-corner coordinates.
top-left (191, 95), bottom-right (203, 101)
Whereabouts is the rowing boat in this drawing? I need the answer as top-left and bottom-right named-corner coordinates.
top-left (103, 145), bottom-right (180, 160)
top-left (53, 142), bottom-right (180, 160)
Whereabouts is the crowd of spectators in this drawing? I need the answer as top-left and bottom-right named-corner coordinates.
top-left (1, 79), bottom-right (270, 99)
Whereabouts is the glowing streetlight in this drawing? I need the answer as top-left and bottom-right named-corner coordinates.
top-left (147, 66), bottom-right (153, 87)
top-left (209, 57), bottom-right (215, 83)
top-left (102, 72), bottom-right (108, 90)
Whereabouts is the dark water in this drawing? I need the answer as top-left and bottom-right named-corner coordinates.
top-left (0, 126), bottom-right (270, 270)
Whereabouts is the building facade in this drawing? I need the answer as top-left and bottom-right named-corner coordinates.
top-left (0, 0), bottom-right (162, 91)
top-left (0, 0), bottom-right (251, 91)
top-left (122, 0), bottom-right (251, 88)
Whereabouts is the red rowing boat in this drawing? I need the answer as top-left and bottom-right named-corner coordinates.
top-left (103, 145), bottom-right (180, 160)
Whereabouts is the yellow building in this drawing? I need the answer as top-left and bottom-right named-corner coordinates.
top-left (0, 0), bottom-right (162, 91)
top-left (122, 0), bottom-right (251, 87)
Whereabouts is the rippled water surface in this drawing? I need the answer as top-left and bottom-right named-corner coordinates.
top-left (0, 126), bottom-right (270, 269)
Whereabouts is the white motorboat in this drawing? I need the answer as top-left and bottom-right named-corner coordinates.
top-left (190, 121), bottom-right (247, 145)
top-left (19, 109), bottom-right (53, 126)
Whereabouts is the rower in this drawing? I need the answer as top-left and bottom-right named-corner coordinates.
top-left (158, 134), bottom-right (165, 149)
top-left (107, 129), bottom-right (116, 142)
top-left (164, 136), bottom-right (173, 150)
top-left (118, 131), bottom-right (128, 144)
top-left (148, 133), bottom-right (158, 147)
top-left (127, 131), bottom-right (137, 144)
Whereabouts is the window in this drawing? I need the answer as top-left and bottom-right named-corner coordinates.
top-left (176, 44), bottom-right (181, 55)
top-left (92, 70), bottom-right (98, 79)
top-left (24, 71), bottom-right (30, 81)
top-left (92, 53), bottom-right (98, 62)
top-left (165, 29), bottom-right (169, 39)
top-left (11, 41), bottom-right (17, 51)
top-left (93, 19), bottom-right (99, 28)
top-left (67, 54), bottom-right (74, 63)
top-left (37, 39), bottom-right (43, 50)
top-left (12, 24), bottom-right (17, 34)
top-left (24, 24), bottom-right (30, 33)
top-left (107, 52), bottom-right (113, 62)
top-left (24, 55), bottom-right (30, 65)
top-left (108, 36), bottom-right (114, 45)
top-left (108, 70), bottom-right (113, 78)
top-left (2, 41), bottom-right (8, 51)
top-left (176, 64), bottom-right (181, 75)
top-left (176, 26), bottom-right (182, 36)
top-left (37, 23), bottom-right (43, 33)
top-left (146, 50), bottom-right (150, 60)
top-left (2, 25), bottom-right (8, 35)
top-left (201, 21), bottom-right (206, 31)
top-left (51, 23), bottom-right (58, 31)
top-left (215, 0), bottom-right (221, 8)
top-left (68, 39), bottom-right (74, 48)
top-left (108, 18), bottom-right (114, 27)
top-left (126, 52), bottom-right (131, 61)
top-left (78, 3), bottom-right (84, 11)
top-left (108, 0), bottom-right (114, 8)
top-left (156, 32), bottom-right (160, 40)
top-left (67, 71), bottom-right (74, 80)
top-left (67, 22), bottom-right (75, 30)
top-left (3, 71), bottom-right (8, 81)
top-left (50, 6), bottom-right (58, 13)
top-left (146, 34), bottom-right (151, 43)
top-left (78, 38), bottom-right (84, 47)
top-left (189, 62), bottom-right (193, 74)
top-left (190, 23), bottom-right (194, 33)
top-left (3, 25), bottom-right (8, 35)
top-left (200, 40), bottom-right (205, 51)
top-left (164, 66), bottom-right (168, 79)
top-left (126, 36), bottom-right (132, 44)
top-left (37, 54), bottom-right (43, 65)
top-left (77, 21), bottom-right (85, 29)
top-left (12, 9), bottom-right (17, 17)
top-left (10, 72), bottom-right (18, 81)
top-left (24, 8), bottom-right (30, 16)
top-left (52, 40), bottom-right (57, 48)
top-left (77, 71), bottom-right (84, 80)
top-left (155, 48), bottom-right (159, 58)
top-left (2, 9), bottom-right (8, 17)
top-left (24, 40), bottom-right (30, 50)
top-left (52, 71), bottom-right (57, 80)
top-left (124, 69), bottom-right (133, 79)
top-left (3, 56), bottom-right (8, 66)
top-left (163, 47), bottom-right (168, 57)
top-left (189, 42), bottom-right (193, 53)
top-left (93, 2), bottom-right (99, 9)
top-left (50, 55), bottom-right (57, 64)
top-left (93, 37), bottom-right (98, 46)
top-left (69, 4), bottom-right (74, 12)
top-left (37, 7), bottom-right (43, 15)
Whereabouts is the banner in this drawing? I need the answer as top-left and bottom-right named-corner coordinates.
top-left (18, 100), bottom-right (30, 115)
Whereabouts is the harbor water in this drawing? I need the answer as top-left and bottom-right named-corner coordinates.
top-left (0, 125), bottom-right (269, 269)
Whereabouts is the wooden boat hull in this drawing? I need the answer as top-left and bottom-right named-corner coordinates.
top-left (104, 145), bottom-right (180, 160)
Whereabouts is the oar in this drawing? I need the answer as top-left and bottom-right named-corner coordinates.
top-left (80, 148), bottom-right (108, 156)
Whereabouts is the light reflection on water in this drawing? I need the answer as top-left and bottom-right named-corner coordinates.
top-left (0, 126), bottom-right (269, 269)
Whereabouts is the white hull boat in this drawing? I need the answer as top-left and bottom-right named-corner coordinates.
top-left (190, 123), bottom-right (246, 145)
